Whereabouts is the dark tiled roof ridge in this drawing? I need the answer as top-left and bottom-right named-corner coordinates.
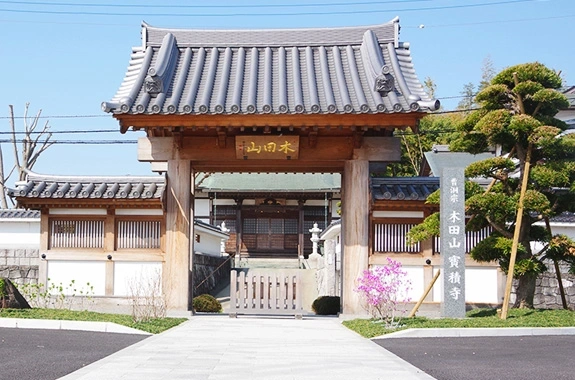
top-left (371, 177), bottom-right (440, 184)
top-left (25, 170), bottom-right (164, 184)
top-left (0, 209), bottom-right (41, 219)
top-left (8, 171), bottom-right (165, 200)
top-left (142, 17), bottom-right (399, 47)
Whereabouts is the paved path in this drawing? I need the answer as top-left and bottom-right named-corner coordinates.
top-left (59, 316), bottom-right (435, 380)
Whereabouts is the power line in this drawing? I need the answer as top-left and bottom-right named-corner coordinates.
top-left (0, 139), bottom-right (137, 144)
top-left (0, 0), bottom-right (430, 9)
top-left (0, 0), bottom-right (538, 17)
top-left (0, 114), bottom-right (108, 120)
top-left (0, 129), bottom-right (118, 135)
top-left (3, 12), bottom-right (572, 29)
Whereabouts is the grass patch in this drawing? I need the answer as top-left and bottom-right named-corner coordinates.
top-left (0, 308), bottom-right (187, 334)
top-left (342, 308), bottom-right (575, 338)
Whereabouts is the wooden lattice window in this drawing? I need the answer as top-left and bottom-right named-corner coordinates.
top-left (117, 220), bottom-right (161, 249)
top-left (374, 223), bottom-right (420, 253)
top-left (50, 219), bottom-right (104, 249)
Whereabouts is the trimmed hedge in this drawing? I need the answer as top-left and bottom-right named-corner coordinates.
top-left (192, 294), bottom-right (222, 313)
top-left (312, 296), bottom-right (340, 315)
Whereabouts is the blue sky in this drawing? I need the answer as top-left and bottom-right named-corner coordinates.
top-left (0, 0), bottom-right (573, 181)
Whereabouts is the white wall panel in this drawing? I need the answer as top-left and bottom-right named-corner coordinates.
top-left (114, 262), bottom-right (162, 296)
top-left (47, 261), bottom-right (106, 296)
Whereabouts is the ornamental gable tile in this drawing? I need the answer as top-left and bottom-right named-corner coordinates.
top-left (102, 18), bottom-right (439, 116)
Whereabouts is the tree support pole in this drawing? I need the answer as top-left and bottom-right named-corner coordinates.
top-left (545, 217), bottom-right (568, 309)
top-left (409, 268), bottom-right (440, 318)
top-left (501, 143), bottom-right (532, 319)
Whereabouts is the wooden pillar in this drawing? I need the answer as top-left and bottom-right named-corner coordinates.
top-left (104, 208), bottom-right (115, 296)
top-left (38, 208), bottom-right (49, 288)
top-left (298, 199), bottom-right (305, 258)
top-left (235, 198), bottom-right (243, 264)
top-left (341, 159), bottom-right (370, 315)
top-left (163, 157), bottom-right (192, 311)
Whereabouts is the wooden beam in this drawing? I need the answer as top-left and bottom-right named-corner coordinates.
top-left (116, 112), bottom-right (424, 129)
top-left (138, 137), bottom-right (175, 161)
top-left (139, 136), bottom-right (357, 163)
top-left (353, 137), bottom-right (401, 161)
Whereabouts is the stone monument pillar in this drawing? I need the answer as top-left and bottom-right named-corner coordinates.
top-left (440, 167), bottom-right (466, 318)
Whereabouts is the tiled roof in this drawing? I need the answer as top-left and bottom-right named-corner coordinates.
top-left (0, 209), bottom-right (40, 219)
top-left (7, 172), bottom-right (165, 200)
top-left (371, 177), bottom-right (439, 201)
top-left (196, 173), bottom-right (340, 192)
top-left (102, 18), bottom-right (439, 117)
top-left (561, 86), bottom-right (575, 108)
top-left (549, 211), bottom-right (575, 223)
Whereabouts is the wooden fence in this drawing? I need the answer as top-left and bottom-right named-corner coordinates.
top-left (229, 270), bottom-right (303, 318)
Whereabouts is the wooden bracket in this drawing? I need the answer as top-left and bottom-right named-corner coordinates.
top-left (173, 129), bottom-right (183, 150)
top-left (217, 131), bottom-right (227, 148)
top-left (353, 132), bottom-right (364, 149)
top-left (309, 132), bottom-right (318, 148)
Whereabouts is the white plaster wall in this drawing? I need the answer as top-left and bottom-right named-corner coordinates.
top-left (195, 229), bottom-right (226, 257)
top-left (366, 265), bottom-right (423, 302)
top-left (47, 261), bottom-right (106, 296)
top-left (432, 267), bottom-right (499, 304)
top-left (0, 220), bottom-right (40, 247)
top-left (195, 198), bottom-right (211, 219)
top-left (372, 211), bottom-right (424, 218)
top-left (113, 262), bottom-right (163, 296)
top-left (49, 209), bottom-right (106, 215)
top-left (402, 266), bottom-right (424, 302)
top-left (531, 223), bottom-right (575, 253)
top-left (115, 209), bottom-right (163, 216)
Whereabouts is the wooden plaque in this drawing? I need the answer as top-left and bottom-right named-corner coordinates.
top-left (235, 136), bottom-right (299, 160)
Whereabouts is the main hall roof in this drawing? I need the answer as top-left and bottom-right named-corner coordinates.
top-left (102, 17), bottom-right (438, 117)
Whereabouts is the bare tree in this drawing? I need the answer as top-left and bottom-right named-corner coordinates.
top-left (0, 104), bottom-right (53, 208)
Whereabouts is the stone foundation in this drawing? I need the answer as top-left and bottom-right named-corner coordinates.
top-left (0, 248), bottom-right (39, 286)
top-left (533, 262), bottom-right (575, 309)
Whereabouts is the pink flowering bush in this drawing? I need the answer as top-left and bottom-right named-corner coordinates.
top-left (355, 258), bottom-right (412, 327)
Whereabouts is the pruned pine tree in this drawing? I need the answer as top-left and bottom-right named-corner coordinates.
top-left (408, 62), bottom-right (575, 309)
top-left (0, 104), bottom-right (53, 208)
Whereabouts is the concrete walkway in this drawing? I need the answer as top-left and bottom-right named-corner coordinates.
top-left (58, 315), bottom-right (435, 380)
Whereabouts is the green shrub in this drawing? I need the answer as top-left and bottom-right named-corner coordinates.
top-left (312, 296), bottom-right (340, 315)
top-left (192, 294), bottom-right (222, 313)
top-left (0, 278), bottom-right (5, 298)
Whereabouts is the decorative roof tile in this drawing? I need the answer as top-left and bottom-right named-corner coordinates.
top-left (102, 18), bottom-right (439, 117)
top-left (371, 177), bottom-right (439, 201)
top-left (7, 172), bottom-right (165, 200)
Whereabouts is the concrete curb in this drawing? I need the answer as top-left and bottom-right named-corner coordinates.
top-left (0, 318), bottom-right (152, 335)
top-left (373, 327), bottom-right (575, 339)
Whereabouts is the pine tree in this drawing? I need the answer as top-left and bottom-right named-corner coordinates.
top-left (408, 62), bottom-right (575, 308)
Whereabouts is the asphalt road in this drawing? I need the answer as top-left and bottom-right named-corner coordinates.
top-left (375, 335), bottom-right (575, 380)
top-left (0, 328), bottom-right (148, 380)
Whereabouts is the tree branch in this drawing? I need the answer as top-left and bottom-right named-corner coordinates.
top-left (486, 215), bottom-right (513, 238)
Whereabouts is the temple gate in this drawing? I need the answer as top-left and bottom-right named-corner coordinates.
top-left (102, 17), bottom-right (438, 313)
